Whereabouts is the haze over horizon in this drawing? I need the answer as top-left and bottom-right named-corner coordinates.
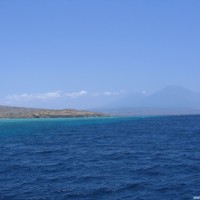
top-left (1, 1), bottom-right (200, 109)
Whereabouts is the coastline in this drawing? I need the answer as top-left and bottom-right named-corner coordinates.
top-left (0, 105), bottom-right (107, 119)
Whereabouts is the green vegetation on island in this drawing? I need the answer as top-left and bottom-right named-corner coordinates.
top-left (0, 106), bottom-right (106, 119)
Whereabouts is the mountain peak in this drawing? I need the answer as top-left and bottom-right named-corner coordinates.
top-left (151, 85), bottom-right (195, 98)
top-left (99, 85), bottom-right (200, 115)
top-left (157, 85), bottom-right (193, 93)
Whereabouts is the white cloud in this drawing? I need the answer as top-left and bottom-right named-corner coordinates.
top-left (92, 90), bottom-right (125, 97)
top-left (35, 91), bottom-right (62, 100)
top-left (65, 90), bottom-right (88, 99)
top-left (6, 91), bottom-right (63, 101)
top-left (5, 90), bottom-right (88, 102)
top-left (141, 90), bottom-right (147, 95)
top-left (4, 90), bottom-right (125, 104)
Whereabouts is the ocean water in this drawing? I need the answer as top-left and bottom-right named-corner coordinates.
top-left (0, 116), bottom-right (200, 200)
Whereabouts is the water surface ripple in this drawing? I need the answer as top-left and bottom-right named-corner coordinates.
top-left (0, 116), bottom-right (200, 199)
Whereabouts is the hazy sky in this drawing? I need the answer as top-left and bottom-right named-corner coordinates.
top-left (0, 0), bottom-right (200, 108)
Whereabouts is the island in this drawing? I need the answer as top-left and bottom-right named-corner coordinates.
top-left (0, 105), bottom-right (106, 118)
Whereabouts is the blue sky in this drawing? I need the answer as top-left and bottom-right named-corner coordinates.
top-left (0, 0), bottom-right (200, 108)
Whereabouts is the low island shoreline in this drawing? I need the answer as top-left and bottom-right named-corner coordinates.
top-left (0, 105), bottom-right (107, 119)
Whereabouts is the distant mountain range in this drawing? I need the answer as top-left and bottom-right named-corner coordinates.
top-left (94, 85), bottom-right (200, 115)
top-left (1, 86), bottom-right (200, 117)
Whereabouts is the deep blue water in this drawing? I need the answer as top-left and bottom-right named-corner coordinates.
top-left (0, 116), bottom-right (200, 200)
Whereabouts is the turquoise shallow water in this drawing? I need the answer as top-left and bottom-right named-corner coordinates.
top-left (0, 115), bottom-right (200, 199)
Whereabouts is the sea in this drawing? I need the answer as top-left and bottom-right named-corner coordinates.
top-left (0, 116), bottom-right (200, 200)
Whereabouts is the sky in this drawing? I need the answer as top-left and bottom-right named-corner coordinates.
top-left (0, 0), bottom-right (200, 109)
